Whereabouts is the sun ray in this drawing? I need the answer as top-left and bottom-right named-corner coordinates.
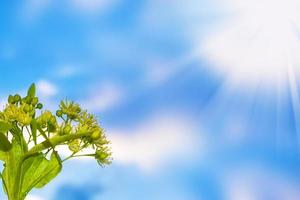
top-left (200, 0), bottom-right (300, 87)
top-left (287, 60), bottom-right (300, 148)
top-left (188, 0), bottom-right (300, 148)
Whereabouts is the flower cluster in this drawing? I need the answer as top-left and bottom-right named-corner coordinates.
top-left (0, 84), bottom-right (111, 166)
top-left (2, 94), bottom-right (41, 126)
top-left (55, 100), bottom-right (111, 165)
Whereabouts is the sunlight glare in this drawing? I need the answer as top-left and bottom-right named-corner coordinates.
top-left (201, 0), bottom-right (300, 87)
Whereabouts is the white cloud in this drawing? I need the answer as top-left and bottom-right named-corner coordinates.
top-left (200, 0), bottom-right (300, 87)
top-left (56, 64), bottom-right (82, 78)
top-left (36, 80), bottom-right (58, 98)
top-left (144, 55), bottom-right (193, 86)
top-left (224, 167), bottom-right (300, 200)
top-left (81, 83), bottom-right (124, 113)
top-left (145, 61), bottom-right (173, 86)
top-left (110, 112), bottom-right (203, 172)
top-left (70, 0), bottom-right (117, 14)
top-left (25, 194), bottom-right (45, 200)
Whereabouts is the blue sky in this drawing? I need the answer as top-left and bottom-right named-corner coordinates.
top-left (1, 0), bottom-right (300, 200)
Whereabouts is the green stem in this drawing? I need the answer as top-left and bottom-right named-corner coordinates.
top-left (26, 132), bottom-right (90, 157)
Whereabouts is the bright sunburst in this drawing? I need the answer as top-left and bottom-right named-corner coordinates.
top-left (201, 0), bottom-right (300, 87)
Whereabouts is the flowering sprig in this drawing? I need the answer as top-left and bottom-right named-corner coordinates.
top-left (0, 84), bottom-right (111, 200)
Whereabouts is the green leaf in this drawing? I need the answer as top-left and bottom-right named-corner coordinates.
top-left (0, 119), bottom-right (12, 153)
top-left (27, 83), bottom-right (36, 98)
top-left (35, 152), bottom-right (62, 188)
top-left (0, 133), bottom-right (12, 152)
top-left (0, 121), bottom-right (12, 133)
top-left (2, 138), bottom-right (25, 199)
top-left (30, 119), bottom-right (37, 145)
top-left (19, 152), bottom-right (62, 198)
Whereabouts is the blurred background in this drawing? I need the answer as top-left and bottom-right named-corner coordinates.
top-left (1, 0), bottom-right (300, 199)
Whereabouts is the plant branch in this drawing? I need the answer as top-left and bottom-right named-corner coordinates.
top-left (23, 131), bottom-right (91, 160)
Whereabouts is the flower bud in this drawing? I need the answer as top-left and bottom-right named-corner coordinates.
top-left (24, 96), bottom-right (31, 104)
top-left (8, 95), bottom-right (15, 104)
top-left (23, 104), bottom-right (31, 113)
top-left (36, 103), bottom-right (43, 109)
top-left (95, 149), bottom-right (111, 166)
top-left (68, 114), bottom-right (77, 120)
top-left (75, 106), bottom-right (81, 113)
top-left (14, 94), bottom-right (21, 103)
top-left (21, 97), bottom-right (26, 103)
top-left (36, 117), bottom-right (46, 128)
top-left (42, 111), bottom-right (52, 122)
top-left (31, 97), bottom-right (39, 106)
top-left (63, 124), bottom-right (72, 135)
top-left (56, 110), bottom-right (63, 117)
top-left (49, 116), bottom-right (56, 125)
top-left (91, 130), bottom-right (101, 140)
top-left (68, 139), bottom-right (80, 152)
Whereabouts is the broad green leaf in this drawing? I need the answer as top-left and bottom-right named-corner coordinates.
top-left (0, 133), bottom-right (12, 152)
top-left (19, 152), bottom-right (62, 198)
top-left (27, 83), bottom-right (36, 98)
top-left (19, 153), bottom-right (47, 198)
top-left (30, 119), bottom-right (37, 145)
top-left (35, 152), bottom-right (62, 188)
top-left (0, 121), bottom-right (12, 133)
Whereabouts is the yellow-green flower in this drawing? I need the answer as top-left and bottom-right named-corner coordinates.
top-left (59, 100), bottom-right (81, 120)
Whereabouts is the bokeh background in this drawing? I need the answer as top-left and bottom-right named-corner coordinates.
top-left (1, 0), bottom-right (300, 199)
